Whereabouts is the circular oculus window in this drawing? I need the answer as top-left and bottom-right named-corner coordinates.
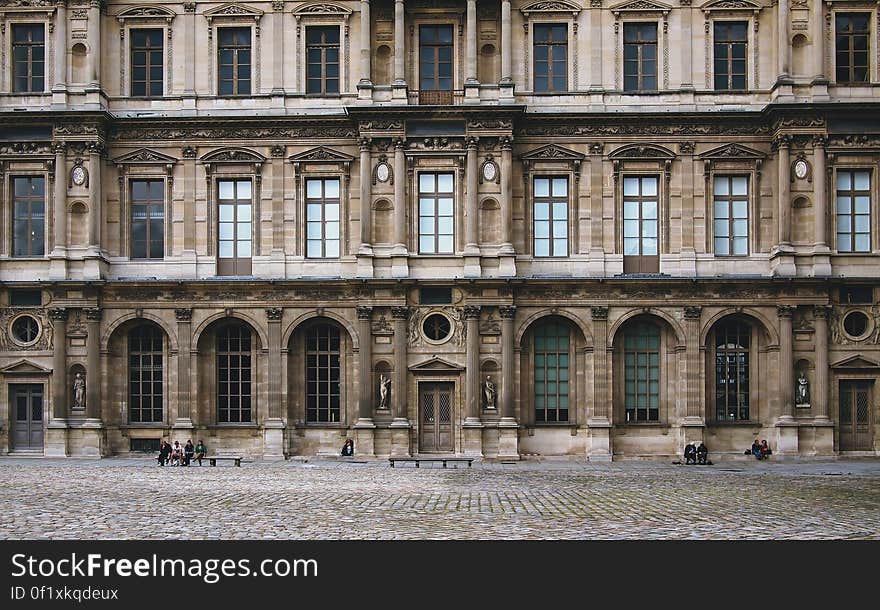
top-left (843, 310), bottom-right (871, 340)
top-left (422, 313), bottom-right (452, 343)
top-left (10, 315), bottom-right (40, 346)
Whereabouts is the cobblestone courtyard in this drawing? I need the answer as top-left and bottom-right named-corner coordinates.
top-left (1, 458), bottom-right (878, 540)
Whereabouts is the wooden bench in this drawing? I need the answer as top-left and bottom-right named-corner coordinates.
top-left (389, 457), bottom-right (474, 469)
top-left (207, 455), bottom-right (242, 467)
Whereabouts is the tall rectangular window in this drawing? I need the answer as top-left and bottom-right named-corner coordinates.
top-left (131, 29), bottom-right (163, 97)
top-left (419, 24), bottom-right (454, 103)
top-left (218, 27), bottom-right (251, 95)
top-left (533, 321), bottom-right (570, 423)
top-left (715, 322), bottom-right (750, 422)
top-left (836, 13), bottom-right (870, 83)
top-left (622, 176), bottom-right (659, 273)
top-left (306, 26), bottom-right (340, 94)
top-left (713, 175), bottom-right (749, 256)
top-left (418, 173), bottom-right (454, 254)
top-left (128, 325), bottom-right (164, 424)
top-left (624, 322), bottom-right (660, 423)
top-left (714, 21), bottom-right (747, 91)
top-left (305, 178), bottom-right (340, 258)
top-left (12, 176), bottom-right (45, 258)
top-left (217, 324), bottom-right (252, 423)
top-left (533, 24), bottom-right (567, 92)
top-left (836, 170), bottom-right (871, 253)
top-left (217, 180), bottom-right (253, 275)
top-left (12, 24), bottom-right (44, 93)
top-left (130, 180), bottom-right (165, 259)
top-left (623, 23), bottom-right (657, 92)
top-left (306, 324), bottom-right (341, 423)
top-left (533, 176), bottom-right (568, 257)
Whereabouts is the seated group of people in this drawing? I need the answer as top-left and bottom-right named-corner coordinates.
top-left (158, 439), bottom-right (207, 466)
top-left (683, 442), bottom-right (709, 465)
top-left (749, 439), bottom-right (772, 460)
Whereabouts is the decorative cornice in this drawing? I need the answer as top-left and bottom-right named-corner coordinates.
top-left (520, 0), bottom-right (582, 17)
top-left (113, 148), bottom-right (179, 165)
top-left (292, 3), bottom-right (352, 16)
top-left (200, 147), bottom-right (267, 164)
top-left (609, 144), bottom-right (676, 160)
top-left (288, 146), bottom-right (355, 164)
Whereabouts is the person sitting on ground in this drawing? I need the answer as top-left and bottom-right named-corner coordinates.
top-left (157, 439), bottom-right (172, 467)
top-left (170, 441), bottom-right (183, 466)
top-left (341, 438), bottom-right (354, 457)
top-left (183, 439), bottom-right (195, 466)
top-left (194, 440), bottom-right (207, 466)
top-left (760, 439), bottom-right (771, 459)
top-left (751, 439), bottom-right (764, 460)
top-left (696, 442), bottom-right (708, 465)
top-left (684, 442), bottom-right (697, 465)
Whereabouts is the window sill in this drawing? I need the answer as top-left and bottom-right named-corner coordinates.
top-left (120, 423), bottom-right (168, 429)
top-left (709, 421), bottom-right (761, 427)
top-left (529, 422), bottom-right (577, 427)
top-left (299, 422), bottom-right (348, 428)
top-left (618, 422), bottom-right (668, 428)
top-left (207, 423), bottom-right (260, 429)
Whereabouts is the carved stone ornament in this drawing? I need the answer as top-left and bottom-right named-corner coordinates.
top-left (175, 308), bottom-right (193, 322)
top-left (520, 0), bottom-right (582, 17)
top-left (480, 156), bottom-right (500, 184)
top-left (113, 148), bottom-right (179, 165)
top-left (0, 309), bottom-right (52, 351)
top-left (266, 308), bottom-right (283, 321)
top-left (373, 159), bottom-right (392, 185)
top-left (792, 156), bottom-right (812, 183)
top-left (70, 163), bottom-right (88, 188)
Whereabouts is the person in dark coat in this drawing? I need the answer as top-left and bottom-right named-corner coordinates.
top-left (157, 440), bottom-right (172, 466)
top-left (684, 442), bottom-right (697, 465)
top-left (751, 439), bottom-right (764, 460)
top-left (183, 440), bottom-right (195, 466)
top-left (341, 438), bottom-right (354, 457)
top-left (696, 442), bottom-right (708, 465)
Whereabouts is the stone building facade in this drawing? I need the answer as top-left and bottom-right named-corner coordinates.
top-left (0, 0), bottom-right (878, 460)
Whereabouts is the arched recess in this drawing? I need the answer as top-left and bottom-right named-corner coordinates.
top-left (371, 198), bottom-right (393, 244)
top-left (71, 43), bottom-right (87, 84)
top-left (479, 197), bottom-right (500, 245)
top-left (515, 308), bottom-right (592, 348)
top-left (283, 310), bottom-right (359, 350)
top-left (792, 195), bottom-right (813, 245)
top-left (374, 359), bottom-right (393, 411)
top-left (68, 202), bottom-right (88, 247)
top-left (286, 315), bottom-right (356, 426)
top-left (374, 44), bottom-right (392, 85)
top-left (105, 318), bottom-right (172, 427)
top-left (192, 310), bottom-right (269, 350)
top-left (518, 314), bottom-right (590, 426)
top-left (610, 313), bottom-right (682, 425)
top-left (479, 43), bottom-right (498, 84)
top-left (700, 307), bottom-right (778, 347)
top-left (792, 33), bottom-right (809, 78)
top-left (607, 308), bottom-right (685, 349)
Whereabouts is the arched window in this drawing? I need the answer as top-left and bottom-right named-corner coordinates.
top-left (533, 320), bottom-right (570, 422)
top-left (128, 325), bottom-right (164, 423)
top-left (306, 324), bottom-right (341, 423)
top-left (217, 323), bottom-right (252, 423)
top-left (715, 321), bottom-right (750, 421)
top-left (624, 321), bottom-right (660, 422)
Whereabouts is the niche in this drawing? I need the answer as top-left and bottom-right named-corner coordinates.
top-left (71, 43), bottom-right (88, 84)
top-left (68, 201), bottom-right (88, 247)
top-left (479, 198), bottom-right (500, 244)
top-left (479, 44), bottom-right (498, 84)
top-left (371, 198), bottom-right (393, 244)
top-left (374, 45), bottom-right (392, 85)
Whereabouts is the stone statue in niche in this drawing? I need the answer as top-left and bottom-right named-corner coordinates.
top-left (378, 373), bottom-right (391, 409)
top-left (795, 371), bottom-right (810, 405)
top-left (73, 372), bottom-right (85, 410)
top-left (483, 376), bottom-right (497, 409)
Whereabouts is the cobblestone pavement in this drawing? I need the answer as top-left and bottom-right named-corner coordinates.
top-left (1, 458), bottom-right (879, 540)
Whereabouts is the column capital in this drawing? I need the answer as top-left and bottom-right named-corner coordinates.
top-left (266, 307), bottom-right (283, 322)
top-left (84, 308), bottom-right (102, 322)
top-left (394, 137), bottom-right (406, 150)
top-left (777, 305), bottom-right (796, 319)
top-left (53, 142), bottom-right (67, 155)
top-left (591, 306), bottom-right (608, 321)
top-left (183, 2), bottom-right (196, 12)
top-left (466, 136), bottom-right (479, 150)
top-left (464, 305), bottom-right (482, 320)
top-left (499, 305), bottom-right (517, 319)
top-left (358, 137), bottom-right (372, 152)
top-left (683, 306), bottom-right (702, 320)
top-left (175, 308), bottom-right (193, 322)
top-left (812, 135), bottom-right (828, 149)
top-left (356, 306), bottom-right (373, 320)
top-left (500, 136), bottom-right (514, 150)
top-left (589, 142), bottom-right (604, 155)
top-left (813, 305), bottom-right (832, 320)
top-left (49, 308), bottom-right (69, 322)
top-left (391, 306), bottom-right (410, 320)
top-left (772, 134), bottom-right (793, 151)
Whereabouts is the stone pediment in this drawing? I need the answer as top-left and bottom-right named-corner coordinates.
top-left (611, 0), bottom-right (673, 15)
top-left (520, 1), bottom-right (583, 17)
top-left (200, 148), bottom-right (266, 163)
top-left (117, 6), bottom-right (176, 20)
top-left (830, 355), bottom-right (880, 369)
top-left (701, 0), bottom-right (763, 13)
top-left (288, 147), bottom-right (354, 164)
top-left (609, 143), bottom-right (676, 159)
top-left (699, 143), bottom-right (765, 160)
top-left (0, 359), bottom-right (51, 375)
top-left (293, 3), bottom-right (353, 16)
top-left (204, 3), bottom-right (263, 20)
top-left (409, 357), bottom-right (464, 374)
top-left (114, 148), bottom-right (179, 165)
top-left (520, 144), bottom-right (585, 162)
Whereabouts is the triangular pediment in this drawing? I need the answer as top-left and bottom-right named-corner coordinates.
top-left (520, 144), bottom-right (585, 162)
top-left (609, 143), bottom-right (676, 159)
top-left (409, 357), bottom-right (464, 373)
top-left (611, 0), bottom-right (673, 14)
top-left (204, 3), bottom-right (263, 19)
top-left (200, 147), bottom-right (266, 163)
top-left (520, 1), bottom-right (583, 16)
top-left (114, 148), bottom-right (179, 165)
top-left (831, 355), bottom-right (880, 369)
top-left (699, 143), bottom-right (765, 160)
top-left (293, 3), bottom-right (353, 16)
top-left (117, 6), bottom-right (176, 20)
top-left (288, 146), bottom-right (354, 163)
top-left (0, 359), bottom-right (51, 375)
top-left (701, 0), bottom-right (763, 13)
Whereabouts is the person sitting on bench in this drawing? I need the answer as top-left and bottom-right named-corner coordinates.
top-left (194, 439), bottom-right (207, 466)
top-left (684, 442), bottom-right (697, 465)
top-left (751, 439), bottom-right (764, 460)
top-left (341, 438), bottom-right (354, 456)
top-left (696, 442), bottom-right (708, 465)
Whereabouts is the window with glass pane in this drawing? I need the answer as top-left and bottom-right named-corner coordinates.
top-left (624, 321), bottom-right (660, 423)
top-left (217, 180), bottom-right (253, 275)
top-left (12, 176), bottom-right (45, 258)
top-left (306, 324), bottom-right (341, 423)
top-left (218, 27), bottom-right (251, 95)
top-left (533, 177), bottom-right (568, 257)
top-left (836, 13), bottom-right (870, 83)
top-left (131, 180), bottom-right (165, 259)
top-left (217, 323), bottom-right (252, 423)
top-left (714, 21), bottom-right (747, 91)
top-left (418, 173), bottom-right (455, 254)
top-left (533, 320), bottom-right (570, 423)
top-left (128, 325), bottom-right (163, 423)
top-left (623, 23), bottom-right (657, 92)
top-left (715, 322), bottom-right (750, 422)
top-left (306, 178), bottom-right (341, 258)
top-left (306, 26), bottom-right (340, 94)
top-left (533, 24), bottom-right (567, 92)
top-left (622, 176), bottom-right (659, 273)
top-left (419, 25), bottom-right (454, 91)
top-left (836, 170), bottom-right (872, 253)
top-left (130, 29), bottom-right (164, 97)
top-left (12, 24), bottom-right (44, 93)
top-left (713, 175), bottom-right (749, 256)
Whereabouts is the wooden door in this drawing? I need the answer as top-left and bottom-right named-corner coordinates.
top-left (11, 384), bottom-right (43, 451)
top-left (839, 380), bottom-right (872, 451)
top-left (419, 382), bottom-right (453, 453)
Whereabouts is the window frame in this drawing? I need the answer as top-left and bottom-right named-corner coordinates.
top-left (216, 322), bottom-right (254, 425)
top-left (621, 174), bottom-right (661, 274)
top-left (834, 11), bottom-right (872, 85)
top-left (712, 20), bottom-right (749, 92)
top-left (417, 171), bottom-right (456, 255)
top-left (129, 178), bottom-right (166, 260)
top-left (216, 177), bottom-right (254, 276)
top-left (10, 174), bottom-right (47, 259)
top-left (305, 25), bottom-right (341, 96)
top-left (619, 320), bottom-right (663, 424)
top-left (216, 26), bottom-right (253, 97)
top-left (532, 175), bottom-right (570, 258)
top-left (305, 323), bottom-right (344, 424)
top-left (835, 168), bottom-right (873, 254)
top-left (532, 23), bottom-right (569, 93)
top-left (129, 28), bottom-right (165, 98)
top-left (622, 21), bottom-right (659, 93)
top-left (304, 177), bottom-right (342, 259)
top-left (531, 319), bottom-right (573, 424)
top-left (294, 5), bottom-right (352, 96)
top-left (711, 320), bottom-right (753, 423)
top-left (519, 3), bottom-right (581, 94)
top-left (711, 174), bottom-right (751, 257)
top-left (127, 324), bottom-right (166, 424)
top-left (10, 22), bottom-right (45, 94)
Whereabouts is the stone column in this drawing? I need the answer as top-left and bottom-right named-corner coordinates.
top-left (358, 0), bottom-right (372, 97)
top-left (390, 306), bottom-right (410, 456)
top-left (500, 0), bottom-right (513, 97)
top-left (588, 143), bottom-right (605, 276)
top-left (358, 138), bottom-right (373, 253)
top-left (813, 136), bottom-right (827, 248)
top-left (679, 143), bottom-right (696, 276)
top-left (88, 143), bottom-right (102, 250)
top-left (813, 306), bottom-right (830, 421)
top-left (499, 137), bottom-right (515, 275)
top-left (183, 3), bottom-right (196, 99)
top-left (464, 137), bottom-right (481, 276)
top-left (84, 308), bottom-right (102, 420)
top-left (588, 306), bottom-right (611, 461)
top-left (778, 0), bottom-right (790, 80)
top-left (498, 305), bottom-right (518, 459)
top-left (174, 309), bottom-right (193, 426)
top-left (356, 306), bottom-right (374, 422)
top-left (272, 2), bottom-right (284, 97)
top-left (463, 305), bottom-right (483, 457)
top-left (464, 0), bottom-right (479, 99)
top-left (776, 135), bottom-right (791, 247)
top-left (775, 305), bottom-right (798, 455)
top-left (87, 0), bottom-right (101, 88)
top-left (391, 138), bottom-right (408, 277)
top-left (812, 0), bottom-right (826, 82)
top-left (53, 0), bottom-right (68, 93)
top-left (264, 307), bottom-right (285, 459)
top-left (588, 3), bottom-right (602, 95)
top-left (680, 1), bottom-right (693, 90)
top-left (49, 308), bottom-right (68, 420)
top-left (52, 143), bottom-right (67, 254)
top-left (392, 0), bottom-right (407, 99)
top-left (683, 306), bottom-right (704, 424)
